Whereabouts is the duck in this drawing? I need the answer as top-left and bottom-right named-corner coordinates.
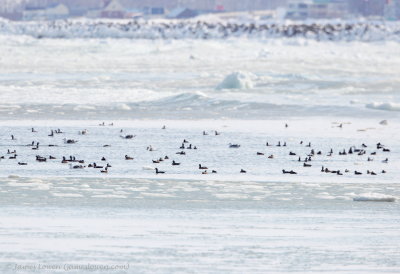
top-left (36, 156), bottom-right (46, 162)
top-left (303, 163), bottom-right (311, 167)
top-left (172, 160), bottom-right (180, 166)
top-left (229, 143), bottom-right (240, 148)
top-left (18, 162), bottom-right (27, 165)
top-left (155, 168), bottom-right (165, 174)
top-left (120, 134), bottom-right (135, 139)
top-left (370, 171), bottom-right (377, 175)
top-left (100, 167), bottom-right (108, 173)
top-left (69, 164), bottom-right (85, 169)
top-left (257, 152), bottom-right (264, 155)
top-left (240, 169), bottom-right (246, 173)
top-left (125, 155), bottom-right (134, 160)
top-left (93, 163), bottom-right (103, 169)
top-left (63, 138), bottom-right (78, 144)
top-left (199, 164), bottom-right (208, 170)
top-left (282, 169), bottom-right (297, 174)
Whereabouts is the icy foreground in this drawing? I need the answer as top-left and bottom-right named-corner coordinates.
top-left (0, 177), bottom-right (399, 273)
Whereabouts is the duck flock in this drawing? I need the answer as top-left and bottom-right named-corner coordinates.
top-left (1, 122), bottom-right (392, 178)
top-left (1, 20), bottom-right (400, 41)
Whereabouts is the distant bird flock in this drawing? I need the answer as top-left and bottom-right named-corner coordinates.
top-left (1, 20), bottom-right (399, 41)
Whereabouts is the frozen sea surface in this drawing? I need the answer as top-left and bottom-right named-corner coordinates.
top-left (0, 36), bottom-right (399, 120)
top-left (0, 177), bottom-right (399, 273)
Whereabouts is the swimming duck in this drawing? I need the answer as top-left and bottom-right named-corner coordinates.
top-left (229, 143), bottom-right (240, 148)
top-left (172, 160), bottom-right (180, 166)
top-left (63, 138), bottom-right (78, 144)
